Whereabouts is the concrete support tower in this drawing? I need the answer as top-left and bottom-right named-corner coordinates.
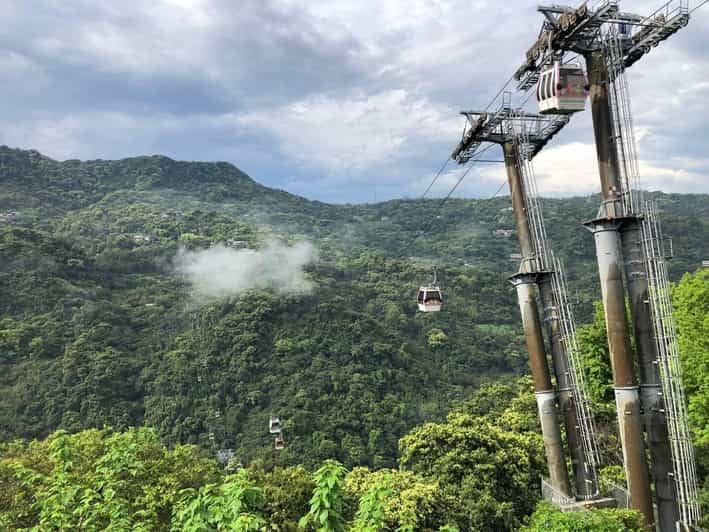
top-left (584, 50), bottom-right (655, 529)
top-left (537, 276), bottom-right (594, 498)
top-left (509, 2), bottom-right (697, 526)
top-left (451, 108), bottom-right (596, 502)
top-left (503, 142), bottom-right (572, 497)
top-left (621, 218), bottom-right (680, 531)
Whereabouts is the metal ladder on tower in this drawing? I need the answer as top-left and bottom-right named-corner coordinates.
top-left (603, 27), bottom-right (641, 215)
top-left (640, 203), bottom-right (702, 527)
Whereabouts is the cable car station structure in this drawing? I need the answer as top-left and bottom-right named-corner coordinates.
top-left (447, 1), bottom-right (702, 529)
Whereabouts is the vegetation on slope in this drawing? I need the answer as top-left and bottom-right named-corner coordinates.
top-left (0, 381), bottom-right (645, 531)
top-left (0, 146), bottom-right (707, 529)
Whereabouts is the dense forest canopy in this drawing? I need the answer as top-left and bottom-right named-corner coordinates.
top-left (0, 381), bottom-right (648, 531)
top-left (0, 146), bottom-right (708, 529)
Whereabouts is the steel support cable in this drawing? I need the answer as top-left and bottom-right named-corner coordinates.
top-left (483, 73), bottom-right (517, 112)
top-left (438, 143), bottom-right (497, 205)
top-left (406, 143), bottom-right (501, 291)
top-left (193, 313), bottom-right (215, 451)
top-left (406, 143), bottom-right (498, 258)
top-left (489, 179), bottom-right (508, 199)
top-left (194, 308), bottom-right (228, 456)
top-left (419, 70), bottom-right (518, 200)
top-left (421, 156), bottom-right (452, 199)
top-left (521, 86), bottom-right (537, 108)
top-left (690, 0), bottom-right (709, 13)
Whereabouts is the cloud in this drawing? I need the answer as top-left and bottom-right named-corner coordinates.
top-left (173, 240), bottom-right (317, 303)
top-left (0, 0), bottom-right (707, 202)
top-left (531, 142), bottom-right (600, 196)
top-left (0, 112), bottom-right (184, 161)
top-left (235, 89), bottom-right (461, 174)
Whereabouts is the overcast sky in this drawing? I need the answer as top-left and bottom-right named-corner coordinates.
top-left (1, 0), bottom-right (708, 203)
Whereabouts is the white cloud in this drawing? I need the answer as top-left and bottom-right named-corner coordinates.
top-left (531, 142), bottom-right (600, 196)
top-left (0, 112), bottom-right (185, 160)
top-left (638, 159), bottom-right (706, 193)
top-left (418, 137), bottom-right (709, 200)
top-left (27, 2), bottom-right (216, 77)
top-left (0, 51), bottom-right (38, 76)
top-left (174, 240), bottom-right (317, 304)
top-left (0, 117), bottom-right (85, 161)
top-left (235, 89), bottom-right (461, 173)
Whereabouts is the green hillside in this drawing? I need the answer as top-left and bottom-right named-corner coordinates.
top-left (1, 145), bottom-right (707, 472)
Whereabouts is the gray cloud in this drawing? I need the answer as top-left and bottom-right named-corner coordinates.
top-left (0, 0), bottom-right (707, 202)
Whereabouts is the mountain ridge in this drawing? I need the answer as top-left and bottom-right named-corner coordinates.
top-left (0, 145), bottom-right (707, 470)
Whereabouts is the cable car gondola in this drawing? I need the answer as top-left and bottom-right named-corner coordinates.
top-left (269, 415), bottom-right (282, 434)
top-left (417, 270), bottom-right (443, 313)
top-left (275, 435), bottom-right (285, 450)
top-left (537, 61), bottom-right (589, 114)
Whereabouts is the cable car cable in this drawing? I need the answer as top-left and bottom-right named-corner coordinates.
top-left (690, 0), bottom-right (708, 13)
top-left (419, 66), bottom-right (521, 200)
top-left (490, 179), bottom-right (508, 199)
top-left (420, 156), bottom-right (451, 199)
top-left (483, 73), bottom-right (517, 112)
top-left (406, 143), bottom-right (498, 253)
top-left (437, 143), bottom-right (496, 206)
top-left (411, 144), bottom-right (500, 312)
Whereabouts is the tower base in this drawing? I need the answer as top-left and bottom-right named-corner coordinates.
top-left (541, 478), bottom-right (617, 512)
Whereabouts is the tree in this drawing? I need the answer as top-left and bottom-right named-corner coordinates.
top-left (345, 467), bottom-right (451, 532)
top-left (674, 270), bottom-right (709, 449)
top-left (577, 302), bottom-right (614, 404)
top-left (521, 501), bottom-right (643, 532)
top-left (299, 460), bottom-right (348, 532)
top-left (171, 470), bottom-right (267, 531)
top-left (398, 382), bottom-right (545, 532)
top-left (673, 269), bottom-right (709, 529)
top-left (245, 464), bottom-right (314, 531)
top-left (0, 428), bottom-right (221, 530)
top-left (350, 482), bottom-right (391, 532)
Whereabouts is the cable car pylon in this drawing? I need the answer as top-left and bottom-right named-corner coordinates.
top-left (510, 1), bottom-right (701, 529)
top-left (451, 95), bottom-right (582, 499)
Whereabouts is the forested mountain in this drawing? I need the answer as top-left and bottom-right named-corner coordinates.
top-left (1, 144), bottom-right (708, 473)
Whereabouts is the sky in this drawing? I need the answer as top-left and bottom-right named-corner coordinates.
top-left (1, 0), bottom-right (708, 203)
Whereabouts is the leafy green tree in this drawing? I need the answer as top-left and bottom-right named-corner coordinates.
top-left (673, 269), bottom-right (709, 528)
top-left (398, 382), bottom-right (545, 532)
top-left (577, 302), bottom-right (614, 403)
top-left (0, 428), bottom-right (220, 530)
top-left (674, 270), bottom-right (709, 447)
top-left (345, 467), bottom-right (451, 532)
top-left (299, 460), bottom-right (348, 532)
top-left (521, 501), bottom-right (643, 531)
top-left (351, 482), bottom-right (391, 532)
top-left (426, 329), bottom-right (448, 350)
top-left (171, 470), bottom-right (266, 531)
top-left (245, 464), bottom-right (314, 531)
